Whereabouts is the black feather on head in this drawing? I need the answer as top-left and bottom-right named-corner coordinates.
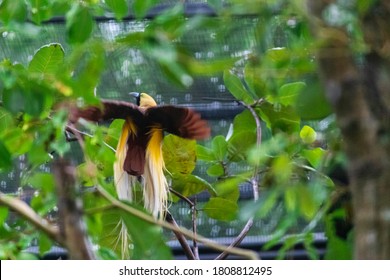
top-left (129, 92), bottom-right (141, 106)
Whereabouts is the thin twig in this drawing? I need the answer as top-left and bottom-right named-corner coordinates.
top-left (0, 192), bottom-right (62, 244)
top-left (201, 97), bottom-right (237, 102)
top-left (165, 212), bottom-right (196, 260)
top-left (167, 188), bottom-right (198, 259)
top-left (192, 196), bottom-right (199, 260)
top-left (65, 123), bottom-right (116, 153)
top-left (96, 185), bottom-right (258, 260)
top-left (169, 188), bottom-right (195, 207)
top-left (215, 100), bottom-right (262, 260)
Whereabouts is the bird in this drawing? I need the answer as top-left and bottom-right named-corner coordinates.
top-left (69, 92), bottom-right (210, 257)
top-left (71, 92), bottom-right (210, 216)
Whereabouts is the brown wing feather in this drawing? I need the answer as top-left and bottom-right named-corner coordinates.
top-left (71, 100), bottom-right (143, 122)
top-left (146, 106), bottom-right (210, 140)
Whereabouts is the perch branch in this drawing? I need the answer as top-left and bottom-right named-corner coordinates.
top-left (0, 191), bottom-right (62, 245)
top-left (96, 185), bottom-right (258, 260)
top-left (168, 188), bottom-right (199, 259)
top-left (165, 212), bottom-right (196, 260)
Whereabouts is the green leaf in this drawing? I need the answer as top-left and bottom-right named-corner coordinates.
top-left (207, 163), bottom-right (224, 177)
top-left (2, 128), bottom-right (34, 156)
top-left (302, 148), bottom-right (326, 168)
top-left (66, 4), bottom-right (94, 44)
top-left (196, 146), bottom-right (215, 164)
top-left (325, 210), bottom-right (353, 259)
top-left (300, 125), bottom-right (317, 144)
top-left (244, 63), bottom-right (266, 99)
top-left (16, 252), bottom-right (38, 260)
top-left (0, 107), bottom-right (14, 133)
top-left (38, 233), bottom-right (53, 256)
top-left (276, 235), bottom-right (299, 259)
top-left (28, 142), bottom-right (51, 166)
top-left (2, 87), bottom-right (25, 114)
top-left (106, 0), bottom-right (128, 20)
top-left (170, 174), bottom-right (215, 202)
top-left (203, 197), bottom-right (238, 221)
top-left (278, 82), bottom-right (306, 106)
top-left (232, 109), bottom-right (256, 134)
top-left (0, 206), bottom-right (9, 225)
top-left (295, 79), bottom-right (332, 120)
top-left (29, 0), bottom-right (52, 24)
top-left (214, 174), bottom-right (249, 201)
top-left (162, 134), bottom-right (196, 175)
top-left (304, 233), bottom-right (320, 260)
top-left (248, 134), bottom-right (288, 166)
top-left (159, 60), bottom-right (193, 88)
top-left (263, 214), bottom-right (297, 250)
top-left (223, 70), bottom-right (254, 104)
top-left (272, 154), bottom-right (293, 184)
top-left (241, 189), bottom-right (280, 220)
top-left (189, 58), bottom-right (236, 76)
top-left (133, 0), bottom-right (158, 19)
top-left (265, 47), bottom-right (290, 67)
top-left (211, 135), bottom-right (228, 161)
top-left (357, 0), bottom-right (377, 15)
top-left (284, 187), bottom-right (297, 212)
top-left (0, 139), bottom-right (12, 170)
top-left (28, 173), bottom-right (55, 192)
top-left (0, 0), bottom-right (27, 24)
top-left (100, 208), bottom-right (172, 260)
top-left (259, 102), bottom-right (300, 133)
top-left (120, 209), bottom-right (172, 260)
top-left (28, 43), bottom-right (65, 74)
top-left (105, 119), bottom-right (124, 148)
top-left (228, 130), bottom-right (256, 162)
top-left (97, 247), bottom-right (119, 260)
top-left (71, 43), bottom-right (105, 103)
top-left (297, 185), bottom-right (318, 220)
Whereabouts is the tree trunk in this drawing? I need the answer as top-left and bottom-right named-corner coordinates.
top-left (54, 158), bottom-right (96, 260)
top-left (307, 0), bottom-right (390, 259)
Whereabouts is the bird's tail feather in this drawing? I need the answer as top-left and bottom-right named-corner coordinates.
top-left (113, 120), bottom-right (135, 259)
top-left (144, 128), bottom-right (168, 219)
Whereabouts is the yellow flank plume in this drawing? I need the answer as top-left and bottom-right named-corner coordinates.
top-left (144, 127), bottom-right (168, 218)
top-left (113, 119), bottom-right (137, 259)
top-left (114, 119), bottom-right (136, 201)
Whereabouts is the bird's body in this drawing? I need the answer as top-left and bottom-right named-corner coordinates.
top-left (71, 92), bottom-right (210, 219)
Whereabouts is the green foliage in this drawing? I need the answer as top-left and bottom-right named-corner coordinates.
top-left (0, 139), bottom-right (12, 170)
top-left (28, 43), bottom-right (65, 74)
top-left (0, 0), bottom-right (355, 260)
top-left (99, 208), bottom-right (172, 260)
top-left (66, 3), bottom-right (94, 44)
top-left (324, 209), bottom-right (353, 260)
top-left (0, 0), bottom-right (27, 24)
top-left (300, 125), bottom-right (317, 144)
top-left (105, 0), bottom-right (128, 20)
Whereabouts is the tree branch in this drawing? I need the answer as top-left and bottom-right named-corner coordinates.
top-left (96, 185), bottom-right (259, 260)
top-left (53, 158), bottom-right (96, 260)
top-left (0, 192), bottom-right (62, 245)
top-left (165, 212), bottom-right (196, 260)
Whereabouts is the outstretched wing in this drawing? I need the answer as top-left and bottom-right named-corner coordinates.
top-left (146, 106), bottom-right (210, 140)
top-left (71, 99), bottom-right (144, 122)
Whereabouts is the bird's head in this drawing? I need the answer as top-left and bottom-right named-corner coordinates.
top-left (129, 92), bottom-right (157, 108)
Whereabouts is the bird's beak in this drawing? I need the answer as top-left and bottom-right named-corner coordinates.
top-left (129, 92), bottom-right (140, 98)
